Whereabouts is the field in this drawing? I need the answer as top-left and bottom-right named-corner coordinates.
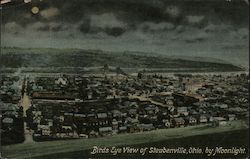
top-left (1, 120), bottom-right (249, 159)
top-left (35, 129), bottom-right (249, 159)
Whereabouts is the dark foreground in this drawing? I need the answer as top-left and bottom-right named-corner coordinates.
top-left (33, 129), bottom-right (249, 159)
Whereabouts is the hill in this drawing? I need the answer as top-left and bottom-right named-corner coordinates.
top-left (0, 47), bottom-right (244, 73)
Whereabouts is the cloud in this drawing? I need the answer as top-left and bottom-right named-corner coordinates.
top-left (105, 27), bottom-right (126, 37)
top-left (204, 24), bottom-right (226, 33)
top-left (28, 21), bottom-right (69, 32)
top-left (184, 32), bottom-right (209, 43)
top-left (164, 5), bottom-right (182, 18)
top-left (40, 7), bottom-right (60, 19)
top-left (185, 15), bottom-right (207, 28)
top-left (139, 22), bottom-right (175, 32)
top-left (4, 22), bottom-right (23, 34)
top-left (172, 27), bottom-right (211, 43)
top-left (78, 18), bottom-right (91, 33)
top-left (237, 28), bottom-right (249, 39)
top-left (175, 25), bottom-right (185, 33)
top-left (49, 22), bottom-right (69, 32)
top-left (186, 16), bottom-right (205, 24)
top-left (78, 13), bottom-right (128, 36)
top-left (223, 44), bottom-right (248, 50)
top-left (30, 22), bottom-right (48, 30)
top-left (229, 27), bottom-right (249, 40)
top-left (90, 13), bottom-right (127, 29)
top-left (1, 0), bottom-right (249, 68)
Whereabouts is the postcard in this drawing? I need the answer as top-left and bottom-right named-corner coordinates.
top-left (0, 0), bottom-right (249, 158)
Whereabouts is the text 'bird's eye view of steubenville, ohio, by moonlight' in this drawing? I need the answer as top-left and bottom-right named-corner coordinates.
top-left (0, 0), bottom-right (249, 159)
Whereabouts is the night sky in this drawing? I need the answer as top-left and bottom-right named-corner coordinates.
top-left (1, 0), bottom-right (249, 67)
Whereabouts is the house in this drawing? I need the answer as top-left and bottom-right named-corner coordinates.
top-left (47, 119), bottom-right (53, 127)
top-left (118, 126), bottom-right (127, 133)
top-left (87, 113), bottom-right (98, 126)
top-left (64, 112), bottom-right (74, 124)
top-left (212, 117), bottom-right (227, 126)
top-left (125, 117), bottom-right (139, 125)
top-left (97, 113), bottom-right (108, 119)
top-left (172, 117), bottom-right (185, 127)
top-left (55, 133), bottom-right (67, 138)
top-left (229, 107), bottom-right (247, 114)
top-left (89, 130), bottom-right (98, 138)
top-left (227, 114), bottom-right (236, 121)
top-left (97, 113), bottom-right (109, 126)
top-left (74, 113), bottom-right (86, 119)
top-left (127, 125), bottom-right (141, 133)
top-left (204, 114), bottom-right (213, 122)
top-left (112, 119), bottom-right (119, 130)
top-left (57, 125), bottom-right (78, 138)
top-left (166, 99), bottom-right (174, 106)
top-left (212, 103), bottom-right (228, 109)
top-left (193, 102), bottom-right (210, 108)
top-left (55, 77), bottom-right (67, 85)
top-left (79, 134), bottom-right (88, 138)
top-left (87, 91), bottom-right (93, 99)
top-left (33, 133), bottom-right (41, 137)
top-left (33, 116), bottom-right (42, 124)
top-left (112, 110), bottom-right (122, 118)
top-left (32, 111), bottom-right (42, 116)
top-left (199, 115), bottom-right (208, 124)
top-left (138, 123), bottom-right (155, 131)
top-left (128, 109), bottom-right (137, 116)
top-left (62, 125), bottom-right (72, 131)
top-left (185, 116), bottom-right (197, 125)
top-left (37, 124), bottom-right (51, 136)
top-left (208, 116), bottom-right (214, 122)
top-left (176, 107), bottom-right (188, 116)
top-left (99, 127), bottom-right (112, 136)
top-left (2, 117), bottom-right (14, 125)
top-left (74, 76), bottom-right (83, 84)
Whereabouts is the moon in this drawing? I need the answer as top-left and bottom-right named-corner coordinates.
top-left (31, 6), bottom-right (39, 14)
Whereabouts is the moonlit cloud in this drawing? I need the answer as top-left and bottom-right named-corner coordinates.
top-left (186, 16), bottom-right (205, 24)
top-left (165, 5), bottom-right (181, 18)
top-left (40, 7), bottom-right (59, 19)
top-left (3, 22), bottom-right (23, 34)
top-left (90, 13), bottom-right (126, 29)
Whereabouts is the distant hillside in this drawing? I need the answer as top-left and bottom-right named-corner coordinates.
top-left (0, 47), bottom-right (244, 72)
top-left (123, 51), bottom-right (231, 64)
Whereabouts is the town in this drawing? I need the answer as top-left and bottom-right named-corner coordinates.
top-left (1, 71), bottom-right (249, 144)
